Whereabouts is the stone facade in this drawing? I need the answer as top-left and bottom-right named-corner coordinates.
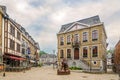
top-left (57, 16), bottom-right (107, 72)
top-left (114, 40), bottom-right (120, 72)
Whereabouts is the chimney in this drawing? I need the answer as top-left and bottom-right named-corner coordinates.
top-left (0, 5), bottom-right (6, 13)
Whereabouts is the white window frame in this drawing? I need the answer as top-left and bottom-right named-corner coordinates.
top-left (67, 35), bottom-right (71, 43)
top-left (82, 32), bottom-right (88, 42)
top-left (92, 29), bottom-right (99, 40)
top-left (91, 45), bottom-right (98, 57)
top-left (66, 48), bottom-right (71, 58)
top-left (82, 46), bottom-right (88, 58)
top-left (74, 34), bottom-right (79, 42)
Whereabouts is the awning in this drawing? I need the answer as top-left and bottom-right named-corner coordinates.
top-left (10, 56), bottom-right (26, 61)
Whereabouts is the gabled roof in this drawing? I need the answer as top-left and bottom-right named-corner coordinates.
top-left (59, 15), bottom-right (101, 33)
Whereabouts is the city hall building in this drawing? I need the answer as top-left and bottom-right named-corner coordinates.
top-left (0, 6), bottom-right (40, 68)
top-left (57, 15), bottom-right (107, 72)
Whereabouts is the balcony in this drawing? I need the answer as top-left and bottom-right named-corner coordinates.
top-left (72, 41), bottom-right (80, 47)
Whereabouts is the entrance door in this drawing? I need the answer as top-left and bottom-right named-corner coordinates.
top-left (74, 48), bottom-right (79, 60)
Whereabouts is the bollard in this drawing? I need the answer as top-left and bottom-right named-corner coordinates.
top-left (3, 72), bottom-right (5, 77)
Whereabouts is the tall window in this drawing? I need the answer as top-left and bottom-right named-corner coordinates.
top-left (17, 31), bottom-right (20, 40)
top-left (17, 43), bottom-right (20, 52)
top-left (60, 50), bottom-right (64, 58)
top-left (92, 30), bottom-right (98, 41)
top-left (10, 39), bottom-right (15, 50)
top-left (92, 46), bottom-right (98, 57)
top-left (10, 25), bottom-right (15, 37)
top-left (60, 37), bottom-right (64, 45)
top-left (67, 35), bottom-right (71, 44)
top-left (83, 47), bottom-right (88, 58)
top-left (83, 32), bottom-right (88, 42)
top-left (22, 48), bottom-right (25, 54)
top-left (74, 34), bottom-right (79, 43)
top-left (67, 49), bottom-right (71, 58)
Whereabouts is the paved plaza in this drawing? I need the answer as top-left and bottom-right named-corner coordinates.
top-left (0, 66), bottom-right (119, 80)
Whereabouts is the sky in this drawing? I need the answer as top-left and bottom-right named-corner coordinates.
top-left (0, 0), bottom-right (120, 54)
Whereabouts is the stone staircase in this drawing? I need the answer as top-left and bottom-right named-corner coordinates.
top-left (67, 58), bottom-right (90, 72)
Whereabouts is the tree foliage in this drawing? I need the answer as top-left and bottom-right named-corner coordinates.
top-left (39, 51), bottom-right (47, 56)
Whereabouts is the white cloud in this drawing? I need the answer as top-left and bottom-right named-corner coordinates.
top-left (0, 0), bottom-right (120, 52)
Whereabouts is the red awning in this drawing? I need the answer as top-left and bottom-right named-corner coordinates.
top-left (10, 56), bottom-right (26, 61)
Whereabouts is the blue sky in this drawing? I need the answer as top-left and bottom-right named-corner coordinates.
top-left (0, 0), bottom-right (120, 54)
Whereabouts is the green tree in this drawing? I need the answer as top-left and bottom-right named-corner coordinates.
top-left (39, 51), bottom-right (47, 56)
top-left (107, 48), bottom-right (114, 54)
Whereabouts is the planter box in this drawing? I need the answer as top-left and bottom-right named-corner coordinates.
top-left (57, 69), bottom-right (70, 75)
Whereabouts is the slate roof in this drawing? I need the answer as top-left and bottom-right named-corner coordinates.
top-left (35, 42), bottom-right (40, 50)
top-left (59, 15), bottom-right (101, 33)
top-left (40, 54), bottom-right (56, 58)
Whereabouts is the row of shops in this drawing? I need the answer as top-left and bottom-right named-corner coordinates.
top-left (2, 53), bottom-right (38, 71)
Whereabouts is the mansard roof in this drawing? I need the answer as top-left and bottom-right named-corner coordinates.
top-left (59, 15), bottom-right (101, 33)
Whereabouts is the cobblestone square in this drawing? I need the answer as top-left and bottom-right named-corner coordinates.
top-left (0, 66), bottom-right (118, 80)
